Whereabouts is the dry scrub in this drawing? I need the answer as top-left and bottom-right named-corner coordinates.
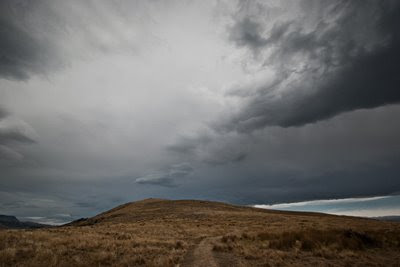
top-left (0, 199), bottom-right (399, 266)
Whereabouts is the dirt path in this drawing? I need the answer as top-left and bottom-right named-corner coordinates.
top-left (181, 237), bottom-right (219, 267)
top-left (181, 236), bottom-right (238, 267)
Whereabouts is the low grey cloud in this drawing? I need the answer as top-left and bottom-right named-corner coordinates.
top-left (0, 130), bottom-right (35, 145)
top-left (0, 112), bottom-right (36, 163)
top-left (166, 129), bottom-right (249, 168)
top-left (0, 108), bottom-right (7, 120)
top-left (135, 163), bottom-right (194, 187)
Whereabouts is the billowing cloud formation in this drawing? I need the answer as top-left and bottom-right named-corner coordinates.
top-left (0, 1), bottom-right (61, 80)
top-left (154, 0), bottom-right (400, 188)
top-left (0, 0), bottom-right (149, 80)
top-left (224, 0), bottom-right (400, 131)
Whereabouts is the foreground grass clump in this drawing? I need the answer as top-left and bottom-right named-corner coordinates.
top-left (254, 229), bottom-right (389, 251)
top-left (1, 199), bottom-right (400, 266)
top-left (0, 225), bottom-right (186, 266)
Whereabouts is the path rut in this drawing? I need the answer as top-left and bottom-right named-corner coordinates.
top-left (181, 236), bottom-right (238, 267)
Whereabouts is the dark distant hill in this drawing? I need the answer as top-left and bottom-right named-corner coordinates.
top-left (0, 215), bottom-right (49, 229)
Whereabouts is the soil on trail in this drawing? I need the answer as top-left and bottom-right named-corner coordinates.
top-left (182, 236), bottom-right (238, 267)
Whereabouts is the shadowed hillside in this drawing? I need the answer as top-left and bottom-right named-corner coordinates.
top-left (1, 199), bottom-right (399, 266)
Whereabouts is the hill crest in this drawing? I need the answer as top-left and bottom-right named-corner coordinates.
top-left (68, 198), bottom-right (336, 227)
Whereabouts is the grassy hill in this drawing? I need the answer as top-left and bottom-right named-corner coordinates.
top-left (1, 198), bottom-right (399, 266)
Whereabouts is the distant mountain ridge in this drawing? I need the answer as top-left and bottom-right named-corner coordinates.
top-left (0, 215), bottom-right (50, 229)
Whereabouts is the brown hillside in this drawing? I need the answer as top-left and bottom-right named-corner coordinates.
top-left (1, 199), bottom-right (400, 266)
top-left (70, 198), bottom-right (328, 226)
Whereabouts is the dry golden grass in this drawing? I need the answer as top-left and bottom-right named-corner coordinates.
top-left (0, 198), bottom-right (399, 266)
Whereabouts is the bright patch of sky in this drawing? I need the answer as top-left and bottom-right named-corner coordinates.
top-left (254, 195), bottom-right (400, 218)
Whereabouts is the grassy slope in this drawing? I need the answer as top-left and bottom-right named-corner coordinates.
top-left (1, 198), bottom-right (399, 266)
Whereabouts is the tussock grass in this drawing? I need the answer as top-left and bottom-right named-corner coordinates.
top-left (254, 229), bottom-right (386, 251)
top-left (1, 199), bottom-right (399, 266)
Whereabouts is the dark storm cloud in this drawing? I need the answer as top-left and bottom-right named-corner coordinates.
top-left (243, 161), bottom-right (400, 204)
top-left (0, 0), bottom-right (144, 81)
top-left (228, 18), bottom-right (268, 54)
top-left (138, 0), bottom-right (400, 198)
top-left (224, 0), bottom-right (400, 132)
top-left (0, 0), bottom-right (62, 80)
top-left (178, 106), bottom-right (400, 205)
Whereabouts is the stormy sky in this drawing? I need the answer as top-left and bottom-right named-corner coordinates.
top-left (1, 0), bottom-right (400, 223)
